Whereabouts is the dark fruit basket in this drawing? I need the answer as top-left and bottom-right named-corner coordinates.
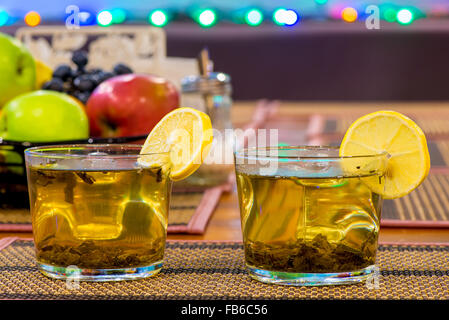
top-left (0, 135), bottom-right (147, 209)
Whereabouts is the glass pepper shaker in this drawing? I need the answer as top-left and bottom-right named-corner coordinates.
top-left (180, 72), bottom-right (234, 188)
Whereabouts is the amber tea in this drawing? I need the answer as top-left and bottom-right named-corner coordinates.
top-left (235, 146), bottom-right (387, 285)
top-left (25, 145), bottom-right (171, 281)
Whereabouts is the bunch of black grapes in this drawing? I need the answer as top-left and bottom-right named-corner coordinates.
top-left (42, 50), bottom-right (133, 104)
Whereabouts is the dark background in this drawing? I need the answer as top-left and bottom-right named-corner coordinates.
top-left (165, 21), bottom-right (449, 101)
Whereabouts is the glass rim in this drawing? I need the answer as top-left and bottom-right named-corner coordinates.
top-left (24, 144), bottom-right (170, 159)
top-left (234, 146), bottom-right (389, 161)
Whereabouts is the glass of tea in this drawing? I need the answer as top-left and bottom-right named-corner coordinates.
top-left (25, 144), bottom-right (172, 281)
top-left (234, 146), bottom-right (388, 286)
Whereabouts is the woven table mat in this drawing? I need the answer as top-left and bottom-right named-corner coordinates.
top-left (0, 186), bottom-right (226, 234)
top-left (0, 238), bottom-right (448, 300)
top-left (382, 173), bottom-right (449, 227)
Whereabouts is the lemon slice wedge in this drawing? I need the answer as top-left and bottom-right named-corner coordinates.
top-left (339, 110), bottom-right (430, 199)
top-left (139, 107), bottom-right (213, 181)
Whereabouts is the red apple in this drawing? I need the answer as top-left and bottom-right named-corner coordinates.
top-left (86, 74), bottom-right (179, 137)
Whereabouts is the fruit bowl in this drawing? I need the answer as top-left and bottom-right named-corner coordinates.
top-left (0, 134), bottom-right (147, 209)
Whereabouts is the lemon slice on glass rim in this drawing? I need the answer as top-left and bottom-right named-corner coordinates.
top-left (339, 110), bottom-right (430, 199)
top-left (138, 107), bottom-right (213, 181)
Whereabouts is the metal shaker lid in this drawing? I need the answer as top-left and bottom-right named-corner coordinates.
top-left (181, 72), bottom-right (232, 95)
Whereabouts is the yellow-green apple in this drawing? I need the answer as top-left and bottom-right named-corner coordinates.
top-left (0, 90), bottom-right (89, 142)
top-left (86, 74), bottom-right (179, 137)
top-left (0, 33), bottom-right (36, 106)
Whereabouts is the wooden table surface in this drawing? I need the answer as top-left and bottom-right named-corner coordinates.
top-left (2, 101), bottom-right (449, 244)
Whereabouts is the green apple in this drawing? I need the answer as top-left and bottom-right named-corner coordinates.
top-left (0, 90), bottom-right (89, 142)
top-left (0, 33), bottom-right (36, 107)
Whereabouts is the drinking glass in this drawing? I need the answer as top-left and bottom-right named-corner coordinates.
top-left (234, 146), bottom-right (388, 286)
top-left (25, 144), bottom-right (172, 281)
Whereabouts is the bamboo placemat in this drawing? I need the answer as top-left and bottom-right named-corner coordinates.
top-left (0, 238), bottom-right (448, 300)
top-left (0, 186), bottom-right (226, 234)
top-left (382, 173), bottom-right (449, 227)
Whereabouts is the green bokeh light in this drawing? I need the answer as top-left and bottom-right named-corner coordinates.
top-left (383, 8), bottom-right (397, 23)
top-left (245, 9), bottom-right (263, 26)
top-left (111, 8), bottom-right (126, 24)
top-left (97, 10), bottom-right (113, 26)
top-left (197, 9), bottom-right (217, 27)
top-left (396, 8), bottom-right (414, 25)
top-left (149, 10), bottom-right (168, 27)
top-left (273, 8), bottom-right (287, 25)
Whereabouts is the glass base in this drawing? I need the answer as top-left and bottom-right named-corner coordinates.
top-left (247, 264), bottom-right (376, 286)
top-left (38, 261), bottom-right (163, 282)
